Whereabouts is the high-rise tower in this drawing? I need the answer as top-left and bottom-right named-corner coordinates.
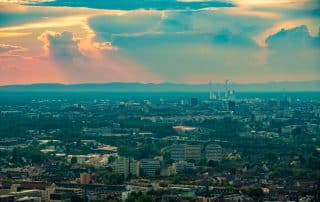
top-left (209, 80), bottom-right (216, 100)
top-left (225, 79), bottom-right (230, 99)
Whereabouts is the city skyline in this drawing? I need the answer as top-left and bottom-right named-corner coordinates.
top-left (1, 2), bottom-right (320, 201)
top-left (0, 0), bottom-right (319, 85)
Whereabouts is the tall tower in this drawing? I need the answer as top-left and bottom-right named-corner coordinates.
top-left (209, 80), bottom-right (216, 100)
top-left (225, 79), bottom-right (230, 99)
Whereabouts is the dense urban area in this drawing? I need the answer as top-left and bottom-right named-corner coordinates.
top-left (0, 90), bottom-right (320, 202)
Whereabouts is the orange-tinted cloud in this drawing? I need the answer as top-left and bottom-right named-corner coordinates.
top-left (0, 43), bottom-right (27, 54)
top-left (254, 18), bottom-right (320, 47)
top-left (36, 30), bottom-right (160, 83)
top-left (0, 1), bottom-right (319, 85)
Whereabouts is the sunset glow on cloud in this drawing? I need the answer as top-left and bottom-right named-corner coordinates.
top-left (0, 0), bottom-right (319, 85)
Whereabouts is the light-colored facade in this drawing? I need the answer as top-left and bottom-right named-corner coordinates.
top-left (173, 161), bottom-right (195, 173)
top-left (171, 144), bottom-right (186, 161)
top-left (112, 156), bottom-right (140, 179)
top-left (171, 144), bottom-right (201, 162)
top-left (206, 144), bottom-right (223, 162)
top-left (185, 145), bottom-right (201, 162)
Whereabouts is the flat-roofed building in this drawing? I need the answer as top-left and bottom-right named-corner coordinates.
top-left (206, 144), bottom-right (223, 162)
top-left (185, 145), bottom-right (201, 162)
top-left (0, 195), bottom-right (14, 202)
top-left (171, 144), bottom-right (186, 161)
top-left (171, 144), bottom-right (201, 162)
top-left (112, 156), bottom-right (139, 179)
top-left (141, 159), bottom-right (160, 177)
top-left (173, 161), bottom-right (195, 173)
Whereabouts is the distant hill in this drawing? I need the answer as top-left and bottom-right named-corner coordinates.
top-left (0, 81), bottom-right (319, 92)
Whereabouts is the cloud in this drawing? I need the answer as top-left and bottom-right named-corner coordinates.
top-left (159, 11), bottom-right (193, 32)
top-left (37, 31), bottom-right (95, 82)
top-left (253, 18), bottom-right (320, 47)
top-left (88, 10), bottom-right (319, 82)
top-left (36, 30), bottom-right (160, 83)
top-left (0, 43), bottom-right (27, 54)
top-left (212, 29), bottom-right (258, 48)
top-left (93, 42), bottom-right (118, 51)
top-left (221, 7), bottom-right (281, 19)
top-left (38, 31), bottom-right (83, 61)
top-left (88, 8), bottom-right (275, 46)
top-left (0, 0), bottom-right (53, 3)
top-left (266, 25), bottom-right (320, 49)
top-left (103, 29), bottom-right (262, 81)
top-left (37, 0), bottom-right (234, 10)
top-left (0, 3), bottom-right (65, 27)
top-left (89, 12), bottom-right (162, 41)
top-left (230, 0), bottom-right (319, 9)
top-left (262, 25), bottom-right (320, 81)
top-left (1, 1), bottom-right (319, 84)
top-left (88, 9), bottom-right (269, 49)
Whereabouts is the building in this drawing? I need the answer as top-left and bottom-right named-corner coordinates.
top-left (128, 179), bottom-right (153, 193)
top-left (53, 187), bottom-right (82, 198)
top-left (112, 157), bottom-right (139, 179)
top-left (51, 183), bottom-right (127, 201)
top-left (209, 81), bottom-right (216, 100)
top-left (190, 98), bottom-right (199, 107)
top-left (80, 173), bottom-right (91, 184)
top-left (128, 158), bottom-right (140, 179)
top-left (171, 144), bottom-right (201, 162)
top-left (67, 155), bottom-right (89, 164)
top-left (1, 182), bottom-right (55, 202)
top-left (171, 144), bottom-right (186, 161)
top-left (185, 145), bottom-right (201, 162)
top-left (0, 189), bottom-right (42, 202)
top-left (140, 159), bottom-right (161, 177)
top-left (0, 195), bottom-right (14, 202)
top-left (16, 197), bottom-right (41, 202)
top-left (173, 161), bottom-right (195, 173)
top-left (228, 100), bottom-right (236, 112)
top-left (49, 193), bottom-right (73, 202)
top-left (224, 79), bottom-right (236, 100)
top-left (206, 144), bottom-right (223, 162)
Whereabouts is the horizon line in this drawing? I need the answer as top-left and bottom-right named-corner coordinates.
top-left (1, 79), bottom-right (320, 87)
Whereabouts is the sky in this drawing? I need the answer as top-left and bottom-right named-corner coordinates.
top-left (0, 0), bottom-right (319, 85)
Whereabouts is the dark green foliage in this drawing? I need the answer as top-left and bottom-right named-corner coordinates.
top-left (118, 143), bottom-right (160, 160)
top-left (90, 199), bottom-right (119, 202)
top-left (246, 188), bottom-right (264, 200)
top-left (118, 118), bottom-right (177, 138)
top-left (207, 160), bottom-right (219, 168)
top-left (200, 117), bottom-right (245, 138)
top-left (70, 156), bottom-right (77, 164)
top-left (266, 152), bottom-right (278, 163)
top-left (0, 115), bottom-right (83, 139)
top-left (108, 156), bottom-right (116, 164)
top-left (147, 125), bottom-right (177, 138)
top-left (135, 195), bottom-right (153, 202)
top-left (11, 143), bottom-right (48, 165)
top-left (307, 156), bottom-right (320, 170)
top-left (97, 170), bottom-right (124, 185)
